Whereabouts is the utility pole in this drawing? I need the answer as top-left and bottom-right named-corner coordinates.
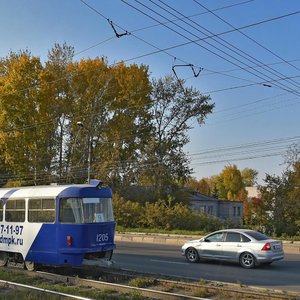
top-left (76, 121), bottom-right (91, 183)
top-left (87, 136), bottom-right (92, 183)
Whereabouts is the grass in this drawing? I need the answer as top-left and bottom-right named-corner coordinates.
top-left (116, 226), bottom-right (300, 241)
top-left (0, 269), bottom-right (149, 300)
top-left (116, 225), bottom-right (205, 236)
top-left (0, 288), bottom-right (62, 300)
top-left (128, 277), bottom-right (157, 288)
top-left (192, 287), bottom-right (210, 298)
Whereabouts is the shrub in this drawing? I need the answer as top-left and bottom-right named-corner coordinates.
top-left (113, 194), bottom-right (227, 232)
top-left (128, 277), bottom-right (156, 288)
top-left (113, 194), bottom-right (144, 228)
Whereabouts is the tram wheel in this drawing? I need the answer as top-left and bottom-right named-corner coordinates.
top-left (0, 251), bottom-right (8, 267)
top-left (24, 261), bottom-right (35, 271)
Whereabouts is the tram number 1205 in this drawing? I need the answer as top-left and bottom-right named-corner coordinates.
top-left (96, 233), bottom-right (109, 242)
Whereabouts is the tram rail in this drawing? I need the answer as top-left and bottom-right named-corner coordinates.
top-left (0, 264), bottom-right (299, 300)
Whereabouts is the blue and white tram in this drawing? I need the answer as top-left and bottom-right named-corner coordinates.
top-left (0, 180), bottom-right (115, 270)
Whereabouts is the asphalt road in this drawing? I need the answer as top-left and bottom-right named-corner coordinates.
top-left (113, 241), bottom-right (300, 293)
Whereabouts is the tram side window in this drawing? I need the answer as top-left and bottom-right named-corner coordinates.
top-left (0, 201), bottom-right (3, 221)
top-left (28, 198), bottom-right (55, 223)
top-left (5, 199), bottom-right (25, 222)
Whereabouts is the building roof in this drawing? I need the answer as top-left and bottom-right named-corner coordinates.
top-left (190, 192), bottom-right (243, 204)
top-left (190, 192), bottom-right (218, 202)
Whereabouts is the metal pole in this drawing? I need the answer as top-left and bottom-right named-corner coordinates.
top-left (87, 137), bottom-right (91, 183)
top-left (77, 121), bottom-right (91, 183)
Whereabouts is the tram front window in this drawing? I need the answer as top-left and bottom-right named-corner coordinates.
top-left (60, 197), bottom-right (114, 224)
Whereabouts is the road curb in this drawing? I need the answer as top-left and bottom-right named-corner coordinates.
top-left (115, 232), bottom-right (300, 254)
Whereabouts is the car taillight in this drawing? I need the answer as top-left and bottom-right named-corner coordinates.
top-left (67, 235), bottom-right (72, 247)
top-left (261, 242), bottom-right (271, 251)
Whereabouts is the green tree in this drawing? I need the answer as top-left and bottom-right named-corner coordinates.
top-left (91, 62), bottom-right (152, 190)
top-left (65, 57), bottom-right (113, 183)
top-left (198, 178), bottom-right (211, 195)
top-left (207, 175), bottom-right (219, 198)
top-left (241, 168), bottom-right (258, 187)
top-left (216, 165), bottom-right (247, 200)
top-left (243, 197), bottom-right (265, 227)
top-left (284, 143), bottom-right (300, 168)
top-left (0, 50), bottom-right (53, 186)
top-left (185, 177), bottom-right (210, 195)
top-left (0, 45), bottom-right (214, 195)
top-left (40, 43), bottom-right (75, 182)
top-left (185, 177), bottom-right (200, 192)
top-left (258, 149), bottom-right (300, 237)
top-left (259, 174), bottom-right (288, 236)
top-left (138, 75), bottom-right (214, 198)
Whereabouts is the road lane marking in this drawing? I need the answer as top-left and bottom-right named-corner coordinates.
top-left (150, 259), bottom-right (188, 265)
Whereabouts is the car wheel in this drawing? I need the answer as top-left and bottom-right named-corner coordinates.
top-left (185, 247), bottom-right (199, 263)
top-left (239, 252), bottom-right (256, 268)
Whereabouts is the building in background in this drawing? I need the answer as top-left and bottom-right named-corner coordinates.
top-left (245, 186), bottom-right (260, 199)
top-left (189, 192), bottom-right (243, 224)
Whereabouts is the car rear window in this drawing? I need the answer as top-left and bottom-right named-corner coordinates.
top-left (245, 231), bottom-right (269, 241)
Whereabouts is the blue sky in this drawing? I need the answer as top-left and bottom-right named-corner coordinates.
top-left (1, 0), bottom-right (300, 184)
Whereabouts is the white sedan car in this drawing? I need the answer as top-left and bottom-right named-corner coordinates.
top-left (181, 229), bottom-right (284, 268)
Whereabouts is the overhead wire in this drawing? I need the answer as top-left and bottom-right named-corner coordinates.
top-left (1, 0), bottom-right (298, 183)
top-left (190, 151), bottom-right (285, 167)
top-left (199, 58), bottom-right (300, 79)
top-left (1, 1), bottom-right (299, 100)
top-left (156, 0), bottom-right (300, 92)
top-left (79, 0), bottom-right (300, 95)
top-left (189, 135), bottom-right (300, 156)
top-left (1, 1), bottom-right (300, 135)
top-left (131, 0), bottom-right (255, 33)
top-left (213, 96), bottom-right (299, 120)
top-left (202, 75), bottom-right (300, 94)
top-left (125, 0), bottom-right (300, 96)
top-left (2, 86), bottom-right (299, 144)
top-left (204, 99), bottom-right (300, 125)
top-left (188, 135), bottom-right (300, 166)
top-left (215, 92), bottom-right (289, 113)
top-left (193, 0), bottom-right (300, 75)
top-left (1, 134), bottom-right (299, 184)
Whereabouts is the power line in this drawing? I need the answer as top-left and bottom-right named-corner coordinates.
top-left (201, 58), bottom-right (300, 79)
top-left (202, 75), bottom-right (300, 94)
top-left (1, 134), bottom-right (299, 184)
top-left (213, 96), bottom-right (299, 120)
top-left (1, 75), bottom-right (299, 137)
top-left (209, 98), bottom-right (300, 125)
top-left (157, 0), bottom-right (300, 91)
top-left (188, 135), bottom-right (300, 156)
top-left (188, 135), bottom-right (300, 166)
top-left (81, 0), bottom-right (300, 97)
top-left (132, 0), bottom-right (300, 95)
top-left (193, 0), bottom-right (300, 76)
top-left (1, 0), bottom-right (299, 138)
top-left (190, 151), bottom-right (285, 167)
top-left (2, 2), bottom-right (300, 183)
top-left (1, 1), bottom-right (298, 100)
top-left (214, 92), bottom-right (289, 113)
top-left (131, 0), bottom-right (255, 33)
top-left (74, 36), bottom-right (116, 57)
